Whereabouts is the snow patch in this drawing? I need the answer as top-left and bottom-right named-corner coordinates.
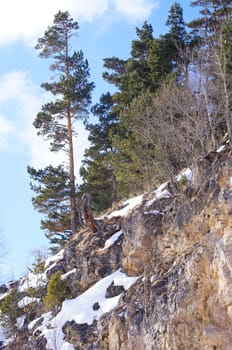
top-left (18, 296), bottom-right (40, 308)
top-left (99, 231), bottom-right (123, 252)
top-left (28, 315), bottom-right (43, 331)
top-left (107, 194), bottom-right (144, 219)
top-left (176, 168), bottom-right (192, 182)
top-left (18, 272), bottom-right (47, 292)
top-left (61, 268), bottom-right (77, 280)
top-left (37, 269), bottom-right (138, 350)
top-left (30, 312), bottom-right (53, 334)
top-left (60, 342), bottom-right (75, 350)
top-left (17, 315), bottom-right (26, 329)
top-left (217, 144), bottom-right (225, 153)
top-left (0, 326), bottom-right (5, 344)
top-left (45, 249), bottom-right (64, 268)
top-left (144, 210), bottom-right (163, 215)
top-left (0, 292), bottom-right (8, 301)
top-left (146, 182), bottom-right (171, 207)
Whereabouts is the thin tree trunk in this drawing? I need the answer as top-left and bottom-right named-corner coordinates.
top-left (67, 112), bottom-right (77, 234)
top-left (76, 195), bottom-right (84, 226)
top-left (65, 30), bottom-right (77, 235)
top-left (111, 168), bottom-right (117, 203)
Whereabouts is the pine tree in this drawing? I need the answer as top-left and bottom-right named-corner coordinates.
top-left (165, 2), bottom-right (189, 82)
top-left (0, 289), bottom-right (19, 337)
top-left (189, 0), bottom-right (232, 38)
top-left (102, 22), bottom-right (177, 196)
top-left (33, 11), bottom-right (94, 235)
top-left (43, 271), bottom-right (66, 313)
top-left (27, 165), bottom-right (73, 251)
top-left (80, 92), bottom-right (118, 212)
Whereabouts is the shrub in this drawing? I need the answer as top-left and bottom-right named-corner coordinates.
top-left (0, 289), bottom-right (20, 337)
top-left (28, 248), bottom-right (47, 274)
top-left (43, 271), bottom-right (66, 313)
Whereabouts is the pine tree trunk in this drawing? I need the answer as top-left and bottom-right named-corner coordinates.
top-left (67, 112), bottom-right (77, 234)
top-left (65, 32), bottom-right (77, 235)
top-left (111, 168), bottom-right (117, 203)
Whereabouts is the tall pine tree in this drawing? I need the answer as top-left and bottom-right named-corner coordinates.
top-left (80, 92), bottom-right (118, 212)
top-left (165, 2), bottom-right (189, 82)
top-left (33, 11), bottom-right (94, 235)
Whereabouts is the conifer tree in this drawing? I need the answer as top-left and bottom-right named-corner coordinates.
top-left (43, 271), bottom-right (66, 313)
top-left (165, 2), bottom-right (189, 82)
top-left (33, 11), bottom-right (94, 235)
top-left (102, 21), bottom-right (177, 196)
top-left (0, 289), bottom-right (19, 337)
top-left (189, 0), bottom-right (232, 39)
top-left (27, 165), bottom-right (72, 251)
top-left (80, 92), bottom-right (118, 212)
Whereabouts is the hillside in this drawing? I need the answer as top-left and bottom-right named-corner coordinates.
top-left (1, 145), bottom-right (232, 349)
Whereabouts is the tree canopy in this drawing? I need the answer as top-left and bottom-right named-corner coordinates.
top-left (29, 11), bottom-right (94, 243)
top-left (29, 3), bottom-right (232, 249)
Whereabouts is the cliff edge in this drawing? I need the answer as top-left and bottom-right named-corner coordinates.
top-left (1, 145), bottom-right (232, 349)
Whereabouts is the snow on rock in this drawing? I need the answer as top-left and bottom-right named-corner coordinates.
top-left (0, 326), bottom-right (6, 344)
top-left (18, 272), bottom-right (47, 293)
top-left (18, 296), bottom-right (40, 308)
top-left (217, 144), bottom-right (225, 153)
top-left (107, 194), bottom-right (144, 219)
top-left (144, 210), bottom-right (163, 215)
top-left (176, 168), bottom-right (192, 182)
top-left (0, 292), bottom-right (8, 301)
top-left (146, 182), bottom-right (171, 207)
top-left (28, 312), bottom-right (52, 332)
top-left (38, 269), bottom-right (138, 350)
top-left (60, 342), bottom-right (75, 350)
top-left (45, 249), bottom-right (64, 268)
top-left (98, 230), bottom-right (123, 252)
top-left (17, 315), bottom-right (26, 329)
top-left (61, 268), bottom-right (77, 280)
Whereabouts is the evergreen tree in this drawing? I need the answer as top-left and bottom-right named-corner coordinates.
top-left (27, 165), bottom-right (72, 251)
top-left (165, 2), bottom-right (189, 82)
top-left (33, 11), bottom-right (94, 235)
top-left (189, 0), bottom-right (232, 38)
top-left (0, 289), bottom-right (19, 337)
top-left (43, 271), bottom-right (67, 313)
top-left (102, 21), bottom-right (177, 196)
top-left (103, 21), bottom-right (157, 106)
top-left (80, 92), bottom-right (118, 212)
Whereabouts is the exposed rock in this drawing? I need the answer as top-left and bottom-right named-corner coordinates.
top-left (105, 281), bottom-right (125, 298)
top-left (0, 285), bottom-right (8, 294)
top-left (63, 320), bottom-right (98, 348)
top-left (3, 146), bottom-right (232, 349)
top-left (46, 259), bottom-right (66, 279)
top-left (92, 301), bottom-right (100, 311)
top-left (63, 228), bottom-right (123, 296)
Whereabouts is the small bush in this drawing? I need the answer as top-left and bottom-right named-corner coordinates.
top-left (28, 249), bottom-right (46, 274)
top-left (27, 285), bottom-right (45, 299)
top-left (177, 175), bottom-right (187, 190)
top-left (0, 289), bottom-right (20, 337)
top-left (43, 271), bottom-right (66, 313)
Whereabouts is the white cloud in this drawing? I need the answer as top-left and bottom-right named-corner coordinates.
top-left (0, 71), bottom-right (89, 181)
top-left (114, 0), bottom-right (158, 21)
top-left (0, 0), bottom-right (157, 46)
top-left (0, 115), bottom-right (14, 150)
top-left (0, 0), bottom-right (109, 46)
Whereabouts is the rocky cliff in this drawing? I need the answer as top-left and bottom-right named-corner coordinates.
top-left (1, 145), bottom-right (232, 349)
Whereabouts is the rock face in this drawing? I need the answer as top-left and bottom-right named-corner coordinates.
top-left (2, 146), bottom-right (232, 349)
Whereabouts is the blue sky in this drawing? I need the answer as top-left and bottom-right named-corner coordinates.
top-left (0, 0), bottom-right (198, 282)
